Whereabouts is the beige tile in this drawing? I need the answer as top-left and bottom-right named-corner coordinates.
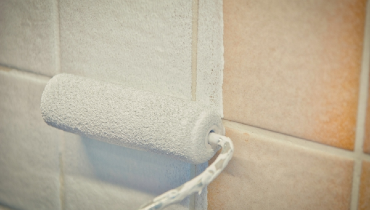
top-left (364, 79), bottom-right (370, 153)
top-left (223, 0), bottom-right (366, 150)
top-left (208, 125), bottom-right (354, 210)
top-left (359, 160), bottom-right (370, 210)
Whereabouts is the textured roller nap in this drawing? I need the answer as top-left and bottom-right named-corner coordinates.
top-left (41, 74), bottom-right (223, 164)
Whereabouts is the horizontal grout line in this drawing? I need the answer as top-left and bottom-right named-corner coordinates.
top-left (0, 64), bottom-right (51, 82)
top-left (222, 119), bottom-right (359, 160)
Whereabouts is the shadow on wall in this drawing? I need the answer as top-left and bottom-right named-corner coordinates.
top-left (64, 133), bottom-right (192, 196)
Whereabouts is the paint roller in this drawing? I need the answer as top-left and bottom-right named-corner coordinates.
top-left (41, 74), bottom-right (233, 209)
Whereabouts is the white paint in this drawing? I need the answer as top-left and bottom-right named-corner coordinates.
top-left (139, 134), bottom-right (234, 210)
top-left (0, 0), bottom-right (225, 209)
top-left (0, 0), bottom-right (57, 76)
top-left (59, 0), bottom-right (193, 100)
top-left (41, 74), bottom-right (223, 164)
top-left (196, 0), bottom-right (224, 116)
top-left (62, 132), bottom-right (191, 210)
top-left (0, 69), bottom-right (61, 210)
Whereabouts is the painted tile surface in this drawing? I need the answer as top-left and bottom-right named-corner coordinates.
top-left (0, 0), bottom-right (57, 76)
top-left (0, 69), bottom-right (61, 210)
top-left (359, 160), bottom-right (370, 210)
top-left (196, 0), bottom-right (224, 115)
top-left (62, 133), bottom-right (191, 210)
top-left (59, 0), bottom-right (192, 99)
top-left (223, 0), bottom-right (366, 150)
top-left (0, 206), bottom-right (13, 210)
top-left (208, 123), bottom-right (354, 210)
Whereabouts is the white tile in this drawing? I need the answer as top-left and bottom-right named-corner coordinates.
top-left (63, 133), bottom-right (191, 210)
top-left (194, 162), bottom-right (208, 210)
top-left (196, 0), bottom-right (224, 115)
top-left (0, 69), bottom-right (61, 210)
top-left (0, 0), bottom-right (58, 76)
top-left (59, 0), bottom-right (193, 99)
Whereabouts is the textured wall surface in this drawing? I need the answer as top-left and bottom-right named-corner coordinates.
top-left (0, 0), bottom-right (58, 76)
top-left (209, 122), bottom-right (354, 210)
top-left (59, 0), bottom-right (193, 100)
top-left (359, 161), bottom-right (370, 210)
top-left (208, 0), bottom-right (370, 209)
top-left (0, 0), bottom-right (223, 209)
top-left (223, 0), bottom-right (366, 150)
top-left (0, 70), bottom-right (61, 210)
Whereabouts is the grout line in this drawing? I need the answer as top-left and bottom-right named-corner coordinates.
top-left (350, 1), bottom-right (370, 209)
top-left (191, 0), bottom-right (199, 101)
top-left (189, 164), bottom-right (196, 210)
top-left (190, 1), bottom-right (199, 209)
top-left (223, 120), bottom-right (356, 159)
top-left (0, 65), bottom-right (51, 83)
top-left (55, 2), bottom-right (64, 208)
top-left (354, 0), bottom-right (370, 160)
top-left (0, 63), bottom-right (52, 80)
top-left (58, 131), bottom-right (66, 210)
top-left (54, 0), bottom-right (61, 74)
top-left (351, 161), bottom-right (363, 210)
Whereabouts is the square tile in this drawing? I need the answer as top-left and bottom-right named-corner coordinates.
top-left (0, 0), bottom-right (57, 76)
top-left (62, 133), bottom-right (191, 210)
top-left (208, 122), bottom-right (354, 210)
top-left (359, 160), bottom-right (370, 210)
top-left (0, 69), bottom-right (61, 210)
top-left (223, 0), bottom-right (366, 150)
top-left (59, 0), bottom-right (193, 99)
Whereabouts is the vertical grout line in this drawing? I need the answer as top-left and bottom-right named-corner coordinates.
top-left (191, 0), bottom-right (199, 101)
top-left (59, 131), bottom-right (66, 210)
top-left (350, 1), bottom-right (370, 210)
top-left (54, 0), bottom-right (61, 74)
top-left (54, 1), bottom-right (64, 209)
top-left (189, 164), bottom-right (196, 210)
top-left (190, 1), bottom-right (200, 208)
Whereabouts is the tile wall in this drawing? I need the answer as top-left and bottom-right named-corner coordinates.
top-left (1, 0), bottom-right (370, 210)
top-left (208, 0), bottom-right (370, 209)
top-left (0, 0), bottom-right (223, 209)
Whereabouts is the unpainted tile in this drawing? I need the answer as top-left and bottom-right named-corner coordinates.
top-left (359, 160), bottom-right (370, 210)
top-left (0, 69), bottom-right (61, 210)
top-left (59, 0), bottom-right (193, 99)
top-left (223, 0), bottom-right (366, 150)
top-left (208, 125), bottom-right (354, 210)
top-left (62, 132), bottom-right (191, 210)
top-left (0, 0), bottom-right (57, 76)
